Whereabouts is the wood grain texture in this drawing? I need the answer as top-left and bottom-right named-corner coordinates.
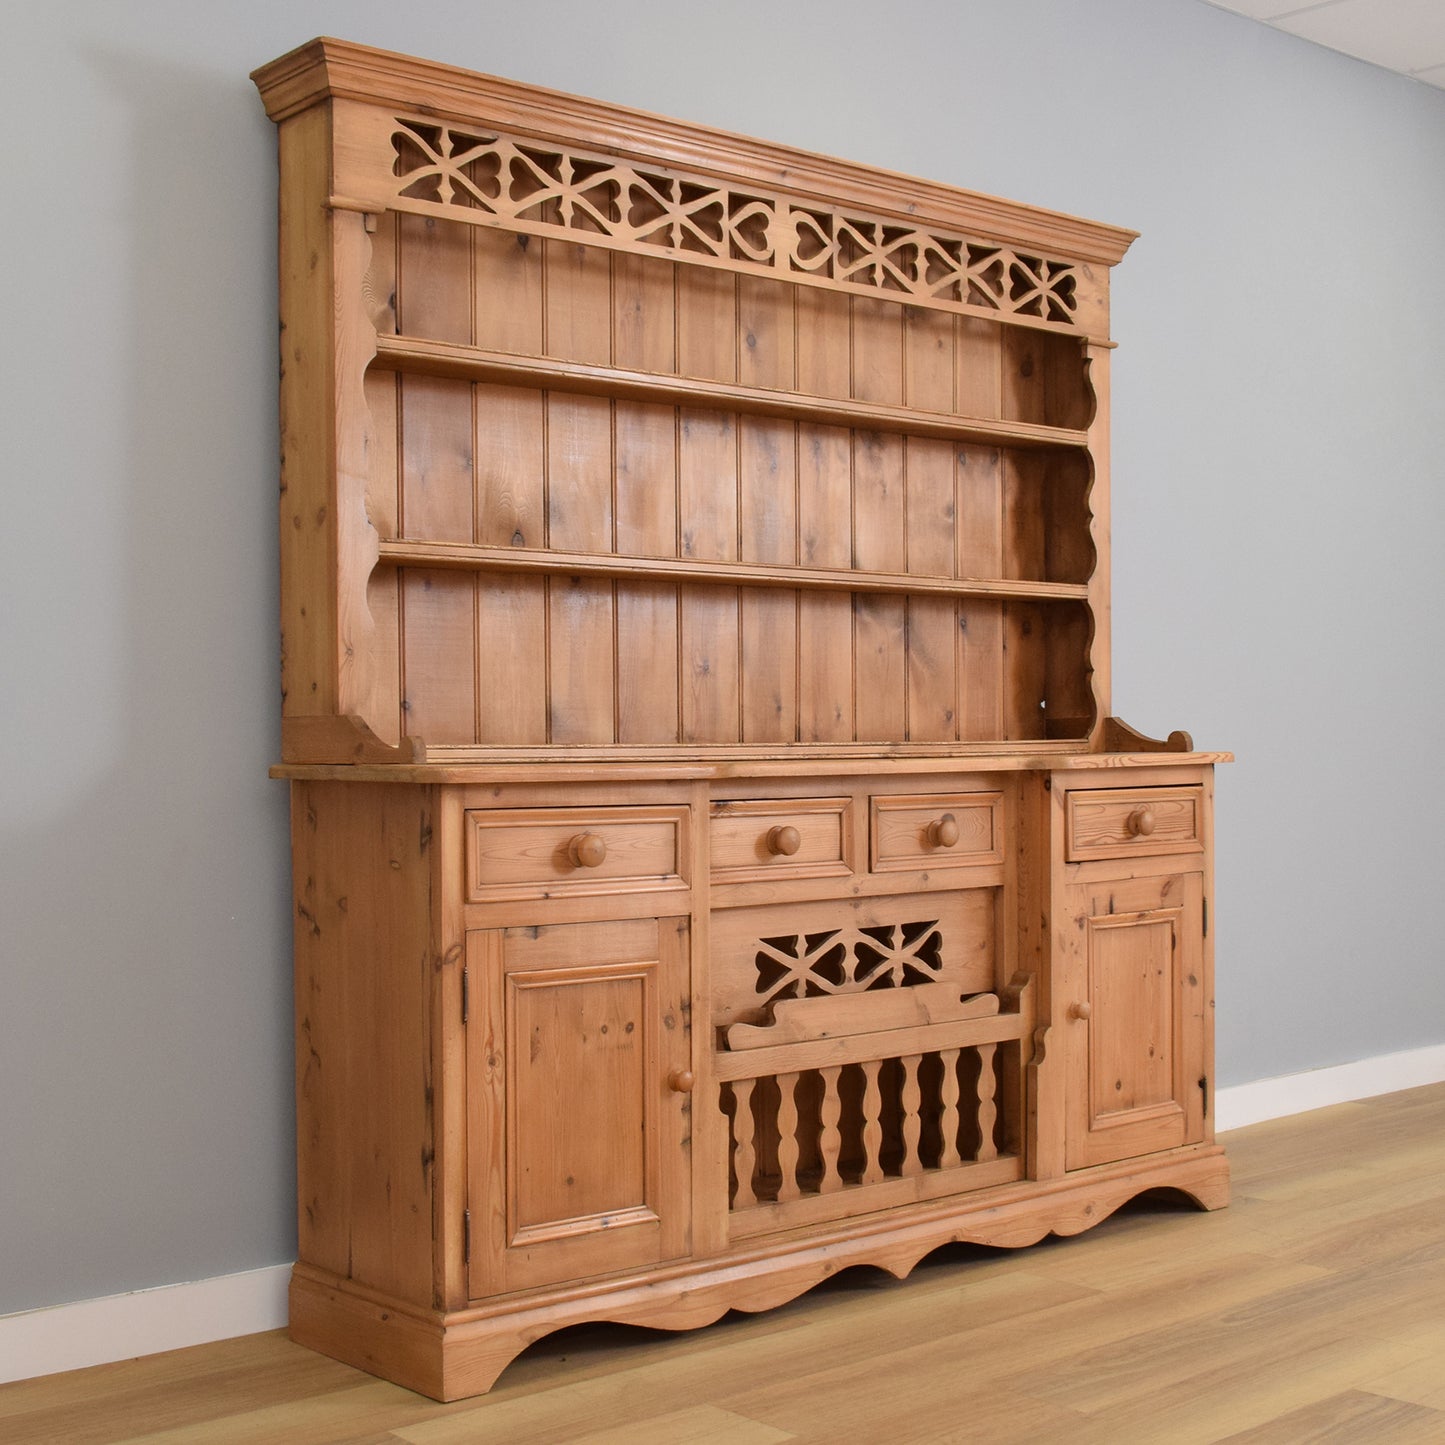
top-left (400, 376), bottom-right (473, 543)
top-left (362, 370), bottom-right (404, 746)
top-left (275, 106), bottom-right (342, 723)
top-left (464, 805), bottom-right (688, 903)
top-left (468, 916), bottom-right (692, 1295)
top-left (547, 576), bottom-right (616, 746)
top-left (400, 570), bottom-right (477, 745)
top-left (681, 586), bottom-right (741, 745)
top-left (374, 338), bottom-right (1094, 450)
top-left (396, 214), bottom-right (471, 346)
top-left (289, 781), bottom-right (439, 1308)
top-left (709, 796), bottom-right (852, 885)
top-left (1065, 785), bottom-right (1203, 861)
top-left (613, 254), bottom-right (676, 374)
top-left (545, 237), bottom-right (612, 367)
top-left (1059, 868), bottom-right (1206, 1171)
top-left (472, 384), bottom-right (544, 549)
top-left (737, 276), bottom-right (795, 392)
top-left (474, 226), bottom-right (543, 355)
top-left (356, 313), bottom-right (1100, 753)
top-left (869, 790), bottom-right (1002, 872)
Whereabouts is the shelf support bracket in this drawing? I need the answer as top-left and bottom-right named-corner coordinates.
top-left (1101, 716), bottom-right (1193, 754)
top-left (281, 714), bottom-right (427, 765)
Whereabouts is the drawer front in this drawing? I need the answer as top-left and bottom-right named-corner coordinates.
top-left (710, 798), bottom-right (854, 884)
top-left (1065, 787), bottom-right (1203, 862)
top-left (870, 792), bottom-right (1004, 873)
top-left (466, 806), bottom-right (690, 903)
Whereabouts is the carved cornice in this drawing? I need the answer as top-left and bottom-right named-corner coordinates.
top-left (252, 37), bottom-right (1137, 269)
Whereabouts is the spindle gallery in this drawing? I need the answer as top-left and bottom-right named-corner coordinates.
top-left (253, 37), bottom-right (1229, 1400)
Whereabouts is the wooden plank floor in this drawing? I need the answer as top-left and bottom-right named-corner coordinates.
top-left (3, 1083), bottom-right (1442, 1444)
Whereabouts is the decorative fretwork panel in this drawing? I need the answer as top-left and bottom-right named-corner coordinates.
top-left (754, 921), bottom-right (944, 1004)
top-left (712, 891), bottom-right (1001, 1030)
top-left (721, 1039), bottom-right (1020, 1213)
top-left (388, 120), bottom-right (1081, 325)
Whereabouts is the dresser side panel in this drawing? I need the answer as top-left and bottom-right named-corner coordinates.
top-left (291, 780), bottom-right (440, 1306)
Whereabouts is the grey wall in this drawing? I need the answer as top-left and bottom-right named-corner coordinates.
top-left (3, 0), bottom-right (1443, 1317)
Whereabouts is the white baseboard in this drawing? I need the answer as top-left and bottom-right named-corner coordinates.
top-left (4, 1044), bottom-right (1443, 1389)
top-left (0, 1263), bottom-right (290, 1386)
top-left (1214, 1042), bottom-right (1445, 1132)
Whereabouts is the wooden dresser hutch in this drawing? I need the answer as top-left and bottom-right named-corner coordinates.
top-left (253, 38), bottom-right (1230, 1401)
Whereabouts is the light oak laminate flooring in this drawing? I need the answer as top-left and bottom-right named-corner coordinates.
top-left (3, 1083), bottom-right (1442, 1444)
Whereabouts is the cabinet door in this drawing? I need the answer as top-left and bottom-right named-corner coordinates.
top-left (1060, 872), bottom-right (1207, 1170)
top-left (467, 915), bottom-right (692, 1296)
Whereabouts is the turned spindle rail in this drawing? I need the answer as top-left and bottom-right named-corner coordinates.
top-left (717, 982), bottom-right (1034, 1236)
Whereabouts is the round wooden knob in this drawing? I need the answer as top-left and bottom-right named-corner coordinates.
top-left (667, 1069), bottom-right (695, 1094)
top-left (1127, 808), bottom-right (1157, 838)
top-left (928, 815), bottom-right (961, 849)
top-left (567, 832), bottom-right (608, 868)
top-left (1069, 1001), bottom-right (1093, 1021)
top-left (766, 825), bottom-right (802, 857)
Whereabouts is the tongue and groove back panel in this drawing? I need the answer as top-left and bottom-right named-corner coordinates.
top-left (263, 43), bottom-right (1131, 763)
top-left (368, 217), bottom-right (1095, 751)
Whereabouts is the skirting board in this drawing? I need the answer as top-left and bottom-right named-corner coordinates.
top-left (0, 1264), bottom-right (290, 1387)
top-left (1214, 1041), bottom-right (1445, 1133)
top-left (4, 1042), bottom-right (1442, 1388)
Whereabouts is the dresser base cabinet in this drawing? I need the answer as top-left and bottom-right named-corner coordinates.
top-left (283, 765), bottom-right (1226, 1400)
top-left (253, 39), bottom-right (1231, 1402)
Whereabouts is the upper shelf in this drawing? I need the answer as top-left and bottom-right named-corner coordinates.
top-left (370, 336), bottom-right (1092, 452)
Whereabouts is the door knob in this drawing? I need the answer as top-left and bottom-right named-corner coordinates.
top-left (1126, 808), bottom-right (1156, 838)
top-left (766, 825), bottom-right (802, 857)
top-left (928, 814), bottom-right (960, 848)
top-left (568, 832), bottom-right (608, 868)
top-left (667, 1069), bottom-right (695, 1093)
top-left (1069, 1001), bottom-right (1093, 1021)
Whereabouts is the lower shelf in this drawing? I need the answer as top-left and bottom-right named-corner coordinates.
top-left (289, 1145), bottom-right (1230, 1401)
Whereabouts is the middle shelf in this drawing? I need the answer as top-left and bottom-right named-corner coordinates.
top-left (374, 539), bottom-right (1091, 602)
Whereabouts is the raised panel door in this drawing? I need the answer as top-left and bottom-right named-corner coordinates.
top-left (1060, 871), bottom-right (1206, 1170)
top-left (467, 915), bottom-right (692, 1296)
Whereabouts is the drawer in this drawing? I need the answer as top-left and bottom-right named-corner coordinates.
top-left (710, 798), bottom-right (853, 884)
top-left (1065, 786), bottom-right (1203, 862)
top-left (465, 806), bottom-right (690, 903)
top-left (870, 792), bottom-right (1004, 872)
